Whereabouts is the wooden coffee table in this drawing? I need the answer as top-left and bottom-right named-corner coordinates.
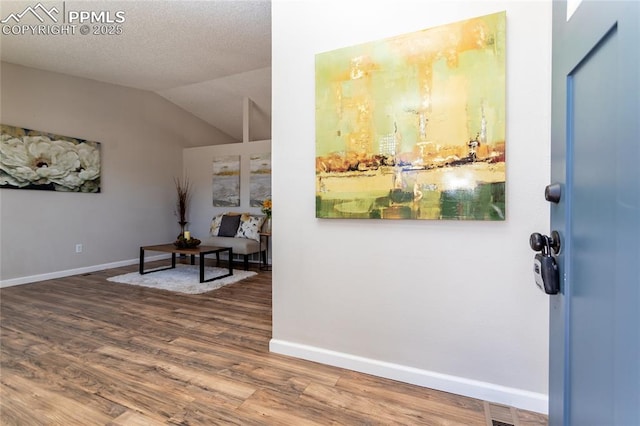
top-left (139, 244), bottom-right (233, 283)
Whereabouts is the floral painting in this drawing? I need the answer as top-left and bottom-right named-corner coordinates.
top-left (315, 12), bottom-right (506, 220)
top-left (0, 124), bottom-right (101, 193)
top-left (212, 155), bottom-right (240, 207)
top-left (249, 152), bottom-right (271, 207)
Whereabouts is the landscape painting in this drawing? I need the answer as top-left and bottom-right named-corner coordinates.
top-left (315, 12), bottom-right (506, 220)
top-left (212, 155), bottom-right (240, 207)
top-left (0, 124), bottom-right (101, 193)
top-left (249, 152), bottom-right (271, 207)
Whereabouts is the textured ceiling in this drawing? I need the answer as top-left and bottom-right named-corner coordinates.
top-left (0, 0), bottom-right (272, 144)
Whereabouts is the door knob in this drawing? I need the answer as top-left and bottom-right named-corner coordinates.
top-left (529, 231), bottom-right (561, 295)
top-left (529, 231), bottom-right (561, 255)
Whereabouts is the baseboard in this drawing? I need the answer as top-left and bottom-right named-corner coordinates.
top-left (0, 254), bottom-right (170, 288)
top-left (0, 252), bottom-right (267, 288)
top-left (269, 338), bottom-right (548, 415)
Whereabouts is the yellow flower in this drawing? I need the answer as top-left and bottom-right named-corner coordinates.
top-left (261, 198), bottom-right (272, 217)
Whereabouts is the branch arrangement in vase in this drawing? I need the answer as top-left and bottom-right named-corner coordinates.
top-left (175, 176), bottom-right (191, 226)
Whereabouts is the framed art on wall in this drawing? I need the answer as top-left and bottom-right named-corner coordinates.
top-left (0, 124), bottom-right (101, 193)
top-left (315, 12), bottom-right (506, 220)
top-left (212, 155), bottom-right (240, 207)
top-left (249, 152), bottom-right (271, 207)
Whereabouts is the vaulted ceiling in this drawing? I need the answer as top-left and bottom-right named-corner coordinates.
top-left (0, 0), bottom-right (272, 145)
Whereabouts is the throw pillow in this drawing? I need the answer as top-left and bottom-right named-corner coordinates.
top-left (235, 214), bottom-right (266, 241)
top-left (218, 214), bottom-right (242, 237)
top-left (210, 213), bottom-right (225, 236)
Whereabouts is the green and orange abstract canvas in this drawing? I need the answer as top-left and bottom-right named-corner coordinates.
top-left (315, 12), bottom-right (506, 220)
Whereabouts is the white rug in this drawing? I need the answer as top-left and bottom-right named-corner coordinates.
top-left (107, 264), bottom-right (257, 294)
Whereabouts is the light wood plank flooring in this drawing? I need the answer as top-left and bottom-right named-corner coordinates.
top-left (1, 262), bottom-right (548, 425)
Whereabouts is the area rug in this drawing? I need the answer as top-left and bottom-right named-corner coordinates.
top-left (107, 264), bottom-right (257, 294)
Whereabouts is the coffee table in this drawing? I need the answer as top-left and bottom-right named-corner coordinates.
top-left (139, 244), bottom-right (233, 283)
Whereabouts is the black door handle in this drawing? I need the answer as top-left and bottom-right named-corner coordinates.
top-left (529, 231), bottom-right (561, 294)
top-left (530, 231), bottom-right (561, 255)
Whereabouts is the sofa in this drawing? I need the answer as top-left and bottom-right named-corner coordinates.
top-left (201, 212), bottom-right (268, 270)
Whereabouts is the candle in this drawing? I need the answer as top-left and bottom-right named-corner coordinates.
top-left (184, 231), bottom-right (191, 240)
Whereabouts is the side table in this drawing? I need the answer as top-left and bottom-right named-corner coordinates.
top-left (259, 232), bottom-right (271, 271)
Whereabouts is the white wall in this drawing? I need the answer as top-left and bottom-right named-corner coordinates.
top-left (182, 139), bottom-right (271, 241)
top-left (271, 0), bottom-right (552, 413)
top-left (0, 63), bottom-right (228, 284)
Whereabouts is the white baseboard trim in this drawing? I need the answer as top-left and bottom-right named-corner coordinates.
top-left (269, 338), bottom-right (548, 415)
top-left (0, 254), bottom-right (170, 288)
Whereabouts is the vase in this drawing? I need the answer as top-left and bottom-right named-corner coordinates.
top-left (178, 221), bottom-right (188, 238)
top-left (263, 217), bottom-right (272, 234)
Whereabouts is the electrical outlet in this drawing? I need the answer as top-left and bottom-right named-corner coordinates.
top-left (75, 244), bottom-right (83, 253)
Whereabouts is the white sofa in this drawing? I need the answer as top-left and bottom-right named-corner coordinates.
top-left (201, 213), bottom-right (268, 270)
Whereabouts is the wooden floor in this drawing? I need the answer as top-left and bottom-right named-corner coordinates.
top-left (0, 262), bottom-right (548, 425)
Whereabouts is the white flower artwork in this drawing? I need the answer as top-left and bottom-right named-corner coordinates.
top-left (0, 125), bottom-right (101, 193)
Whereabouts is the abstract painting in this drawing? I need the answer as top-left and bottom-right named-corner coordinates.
top-left (249, 152), bottom-right (271, 207)
top-left (212, 155), bottom-right (240, 207)
top-left (0, 124), bottom-right (101, 193)
top-left (315, 12), bottom-right (506, 220)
